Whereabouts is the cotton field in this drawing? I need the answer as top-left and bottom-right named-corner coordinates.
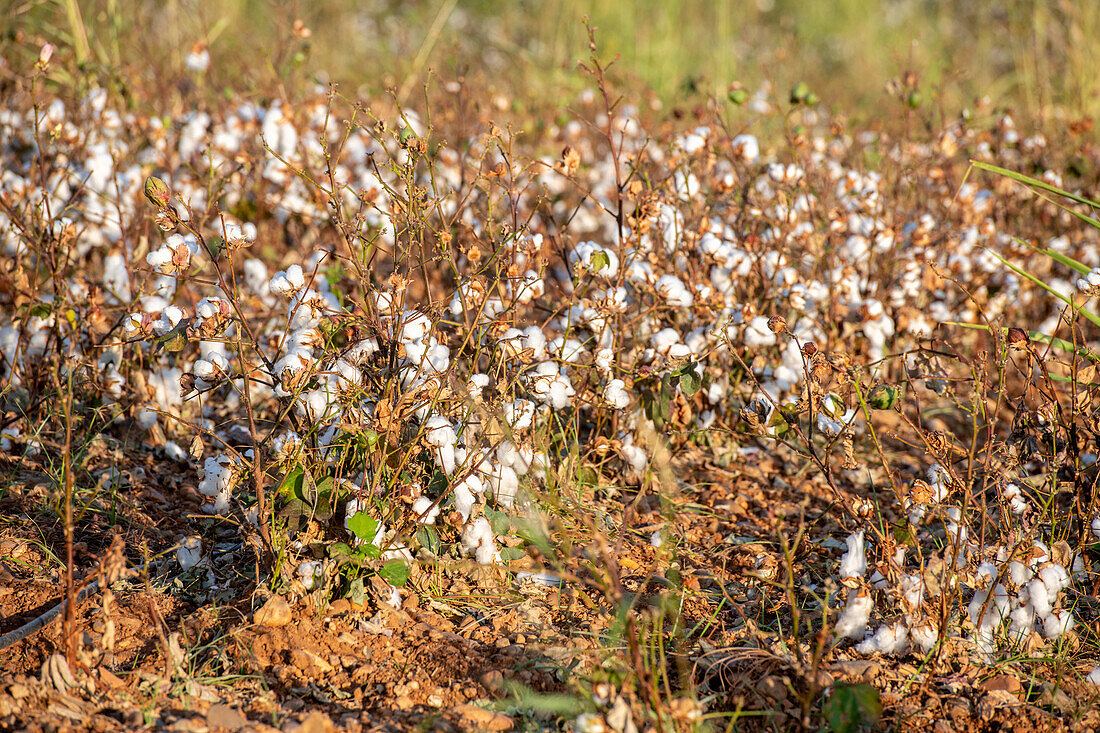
top-left (2, 26), bottom-right (1100, 733)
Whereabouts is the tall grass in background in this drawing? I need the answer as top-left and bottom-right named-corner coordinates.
top-left (8, 0), bottom-right (1100, 126)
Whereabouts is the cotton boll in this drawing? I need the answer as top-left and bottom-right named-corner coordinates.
top-left (1088, 667), bottom-right (1100, 686)
top-left (462, 516), bottom-right (499, 565)
top-left (177, 536), bottom-right (202, 571)
top-left (604, 379), bottom-right (630, 409)
top-left (297, 560), bottom-right (322, 590)
top-left (595, 348), bottom-right (614, 374)
top-left (412, 496), bottom-right (441, 524)
top-left (621, 443), bottom-right (648, 474)
top-left (574, 713), bottom-right (608, 733)
top-left (488, 463), bottom-right (520, 507)
top-left (423, 416), bottom-right (457, 474)
top-left (1043, 610), bottom-right (1075, 639)
top-left (899, 574), bottom-right (923, 608)
top-left (164, 441), bottom-right (187, 462)
top-left (466, 373), bottom-right (490, 401)
top-left (1031, 541), bottom-right (1050, 566)
top-left (269, 264), bottom-right (305, 296)
top-left (569, 241), bottom-right (619, 278)
top-left (1026, 579), bottom-right (1052, 617)
top-left (1009, 605), bottom-right (1035, 640)
top-left (909, 621), bottom-right (939, 652)
top-left (975, 561), bottom-right (997, 587)
top-left (656, 274), bottom-right (693, 308)
top-left (452, 479), bottom-right (478, 522)
top-left (1038, 563), bottom-right (1070, 596)
top-left (855, 623), bottom-right (908, 655)
top-left (835, 590), bottom-right (874, 640)
top-left (504, 399), bottom-right (535, 430)
top-left (743, 316), bottom-right (777, 348)
top-left (839, 531), bottom-right (866, 580)
top-left (731, 134), bottom-right (760, 163)
top-left (650, 328), bottom-right (682, 356)
top-left (1009, 561), bottom-right (1032, 586)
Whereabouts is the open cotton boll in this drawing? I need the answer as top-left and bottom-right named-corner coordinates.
top-left (1088, 667), bottom-right (1100, 686)
top-left (603, 379), bottom-right (630, 409)
top-left (177, 536), bottom-right (202, 571)
top-left (621, 443), bottom-right (648, 474)
top-left (1043, 610), bottom-right (1075, 639)
top-left (1038, 563), bottom-right (1071, 596)
top-left (487, 462), bottom-right (520, 507)
top-left (504, 399), bottom-right (535, 430)
top-left (909, 621), bottom-right (938, 652)
top-left (462, 516), bottom-right (499, 565)
top-left (1009, 605), bottom-right (1036, 640)
top-left (412, 496), bottom-right (441, 525)
top-left (656, 274), bottom-right (693, 308)
top-left (855, 623), bottom-right (909, 655)
top-left (452, 479), bottom-right (478, 521)
top-left (164, 441), bottom-right (187, 462)
top-left (743, 316), bottom-right (777, 348)
top-left (569, 240), bottom-right (619, 278)
top-left (496, 440), bottom-right (533, 475)
top-left (297, 560), bottom-right (322, 590)
top-left (399, 309), bottom-right (433, 343)
top-left (269, 264), bottom-right (305, 296)
top-left (1009, 561), bottom-right (1032, 586)
top-left (1001, 482), bottom-right (1028, 515)
top-left (1026, 579), bottom-right (1052, 617)
top-left (835, 590), bottom-right (874, 640)
top-left (731, 134), bottom-right (760, 163)
top-left (595, 348), bottom-right (614, 374)
top-left (898, 574), bottom-right (924, 608)
top-left (198, 455), bottom-right (238, 514)
top-left (839, 531), bottom-right (867, 580)
top-left (423, 416), bottom-right (457, 474)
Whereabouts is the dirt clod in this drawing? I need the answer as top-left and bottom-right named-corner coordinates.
top-left (449, 704), bottom-right (514, 731)
top-left (254, 596), bottom-right (293, 628)
top-left (206, 703), bottom-right (248, 731)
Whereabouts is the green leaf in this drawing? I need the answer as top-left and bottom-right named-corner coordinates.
top-left (499, 546), bottom-right (526, 562)
top-left (678, 369), bottom-right (701, 395)
top-left (590, 249), bottom-right (610, 273)
top-left (485, 507), bottom-right (511, 535)
top-left (347, 511), bottom-right (379, 542)
top-left (277, 497), bottom-right (309, 530)
top-left (416, 526), bottom-right (441, 555)
top-left (379, 559), bottom-right (410, 587)
top-left (346, 577), bottom-right (366, 605)
top-left (329, 542), bottom-right (353, 559)
top-left (276, 466), bottom-right (305, 500)
top-left (824, 683), bottom-right (881, 733)
top-left (27, 302), bottom-right (53, 318)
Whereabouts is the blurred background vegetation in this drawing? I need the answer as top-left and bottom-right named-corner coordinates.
top-left (6, 0), bottom-right (1100, 129)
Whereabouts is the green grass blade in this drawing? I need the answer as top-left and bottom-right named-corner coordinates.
top-left (985, 248), bottom-right (1100, 328)
top-left (1016, 237), bottom-right (1091, 275)
top-left (972, 160), bottom-right (1100, 210)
